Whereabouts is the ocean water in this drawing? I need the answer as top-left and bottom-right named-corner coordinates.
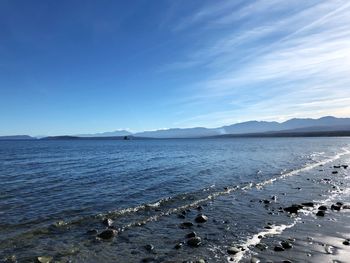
top-left (1, 137), bottom-right (350, 262)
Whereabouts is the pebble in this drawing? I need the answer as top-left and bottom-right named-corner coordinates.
top-left (195, 214), bottom-right (208, 223)
top-left (186, 231), bottom-right (197, 238)
top-left (227, 247), bottom-right (241, 255)
top-left (97, 229), bottom-right (117, 239)
top-left (187, 237), bottom-right (202, 247)
top-left (37, 256), bottom-right (53, 263)
top-left (316, 211), bottom-right (325, 216)
top-left (274, 246), bottom-right (285, 252)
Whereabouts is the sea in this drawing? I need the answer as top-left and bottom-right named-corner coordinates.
top-left (1, 137), bottom-right (350, 262)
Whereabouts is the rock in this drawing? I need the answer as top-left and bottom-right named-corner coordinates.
top-left (97, 229), bottom-right (117, 239)
top-left (178, 214), bottom-right (186, 219)
top-left (141, 257), bottom-right (156, 263)
top-left (187, 237), bottom-right (201, 247)
top-left (251, 257), bottom-right (260, 263)
top-left (342, 165), bottom-right (348, 169)
top-left (331, 204), bottom-right (341, 211)
top-left (274, 246), bottom-right (285, 252)
top-left (324, 244), bottom-right (334, 254)
top-left (282, 261), bottom-right (292, 263)
top-left (195, 214), bottom-right (208, 223)
top-left (281, 241), bottom-right (293, 249)
top-left (336, 202), bottom-right (344, 206)
top-left (255, 243), bottom-right (268, 251)
top-left (318, 205), bottom-right (327, 211)
top-left (186, 231), bottom-right (197, 238)
top-left (145, 244), bottom-right (154, 252)
top-left (196, 259), bottom-right (205, 263)
top-left (333, 165), bottom-right (341, 169)
top-left (86, 229), bottom-right (98, 235)
top-left (301, 202), bottom-right (314, 207)
top-left (332, 171), bottom-right (338, 174)
top-left (343, 240), bottom-right (350, 246)
top-left (342, 205), bottom-right (350, 209)
top-left (316, 211), bottom-right (325, 216)
top-left (284, 204), bottom-right (302, 214)
top-left (227, 247), bottom-right (241, 255)
top-left (180, 222), bottom-right (194, 228)
top-left (37, 256), bottom-right (53, 263)
top-left (263, 199), bottom-right (271, 204)
top-left (196, 206), bottom-right (203, 211)
top-left (174, 242), bottom-right (183, 249)
top-left (102, 218), bottom-right (113, 227)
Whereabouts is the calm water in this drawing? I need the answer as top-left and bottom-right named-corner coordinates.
top-left (1, 138), bottom-right (350, 262)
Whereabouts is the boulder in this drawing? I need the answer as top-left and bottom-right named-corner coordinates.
top-left (195, 214), bottom-right (208, 223)
top-left (97, 229), bottom-right (117, 239)
top-left (187, 237), bottom-right (201, 247)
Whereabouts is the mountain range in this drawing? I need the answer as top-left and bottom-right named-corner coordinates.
top-left (1, 116), bottom-right (350, 140)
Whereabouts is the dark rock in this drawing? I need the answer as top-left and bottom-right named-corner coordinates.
top-left (331, 204), bottom-right (341, 211)
top-left (178, 214), bottom-right (186, 219)
top-left (186, 231), bottom-right (197, 238)
top-left (318, 205), bottom-right (327, 211)
top-left (196, 259), bottom-right (206, 263)
top-left (274, 246), bottom-right (285, 252)
top-left (271, 195), bottom-right (277, 201)
top-left (141, 257), bottom-right (156, 263)
top-left (255, 243), bottom-right (268, 251)
top-left (174, 242), bottom-right (183, 249)
top-left (342, 205), bottom-right (350, 209)
top-left (263, 199), bottom-right (271, 204)
top-left (264, 225), bottom-right (272, 229)
top-left (284, 204), bottom-right (303, 214)
top-left (86, 229), bottom-right (98, 235)
top-left (333, 165), bottom-right (341, 169)
top-left (227, 247), bottom-right (241, 255)
top-left (282, 261), bottom-right (292, 263)
top-left (97, 229), bottom-right (117, 239)
top-left (195, 214), bottom-right (208, 223)
top-left (102, 218), bottom-right (113, 227)
top-left (187, 237), bottom-right (201, 247)
top-left (342, 165), bottom-right (348, 169)
top-left (180, 222), bottom-right (194, 228)
top-left (145, 244), bottom-right (154, 252)
top-left (316, 211), bottom-right (325, 217)
top-left (336, 202), bottom-right (343, 206)
top-left (301, 202), bottom-right (314, 207)
top-left (332, 171), bottom-right (338, 174)
top-left (196, 206), bottom-right (203, 211)
top-left (281, 241), bottom-right (293, 249)
top-left (343, 240), bottom-right (350, 246)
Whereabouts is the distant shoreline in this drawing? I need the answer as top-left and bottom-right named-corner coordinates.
top-left (2, 130), bottom-right (350, 141)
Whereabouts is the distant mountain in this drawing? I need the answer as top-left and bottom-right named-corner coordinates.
top-left (0, 135), bottom-right (35, 140)
top-left (76, 130), bottom-right (132, 137)
top-left (134, 127), bottom-right (219, 138)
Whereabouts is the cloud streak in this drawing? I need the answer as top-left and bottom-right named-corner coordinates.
top-left (164, 0), bottom-right (350, 127)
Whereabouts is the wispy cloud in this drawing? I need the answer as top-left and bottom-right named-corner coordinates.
top-left (164, 0), bottom-right (350, 127)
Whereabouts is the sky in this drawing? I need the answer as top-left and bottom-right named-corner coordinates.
top-left (1, 0), bottom-right (350, 136)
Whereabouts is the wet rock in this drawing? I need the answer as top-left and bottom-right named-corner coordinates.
top-left (301, 202), bottom-right (314, 207)
top-left (342, 165), bottom-right (348, 169)
top-left (196, 259), bottom-right (205, 263)
top-left (282, 261), bottom-right (292, 263)
top-left (271, 195), bottom-right (277, 201)
top-left (342, 205), bottom-right (350, 209)
top-left (332, 171), bottom-right (338, 174)
top-left (274, 246), bottom-right (285, 252)
top-left (331, 204), bottom-right (341, 211)
top-left (343, 239), bottom-right (350, 246)
top-left (318, 205), bottom-right (327, 211)
top-left (37, 256), bottom-right (53, 263)
top-left (333, 165), bottom-right (341, 169)
top-left (281, 241), bottom-right (293, 249)
top-left (336, 202), bottom-right (343, 206)
top-left (316, 211), bottom-right (325, 216)
top-left (187, 237), bottom-right (201, 247)
top-left (196, 206), bottom-right (203, 211)
top-left (174, 242), bottom-right (183, 249)
top-left (227, 247), bottom-right (241, 255)
top-left (251, 257), bottom-right (260, 263)
top-left (178, 214), bottom-right (186, 219)
top-left (180, 222), bottom-right (194, 228)
top-left (97, 229), bottom-right (117, 239)
top-left (86, 229), bottom-right (98, 235)
top-left (324, 244), bottom-right (334, 254)
top-left (255, 243), bottom-right (268, 251)
top-left (284, 204), bottom-right (303, 214)
top-left (4, 255), bottom-right (16, 263)
top-left (145, 244), bottom-right (154, 252)
top-left (141, 257), bottom-right (156, 263)
top-left (262, 199), bottom-right (271, 204)
top-left (264, 225), bottom-right (272, 229)
top-left (102, 218), bottom-right (113, 227)
top-left (195, 214), bottom-right (208, 223)
top-left (186, 231), bottom-right (197, 238)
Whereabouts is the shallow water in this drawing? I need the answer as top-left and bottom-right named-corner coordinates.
top-left (1, 137), bottom-right (350, 262)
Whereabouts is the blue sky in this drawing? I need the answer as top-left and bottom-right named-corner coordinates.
top-left (1, 0), bottom-right (350, 136)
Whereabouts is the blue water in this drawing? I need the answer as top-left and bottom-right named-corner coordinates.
top-left (1, 137), bottom-right (350, 262)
